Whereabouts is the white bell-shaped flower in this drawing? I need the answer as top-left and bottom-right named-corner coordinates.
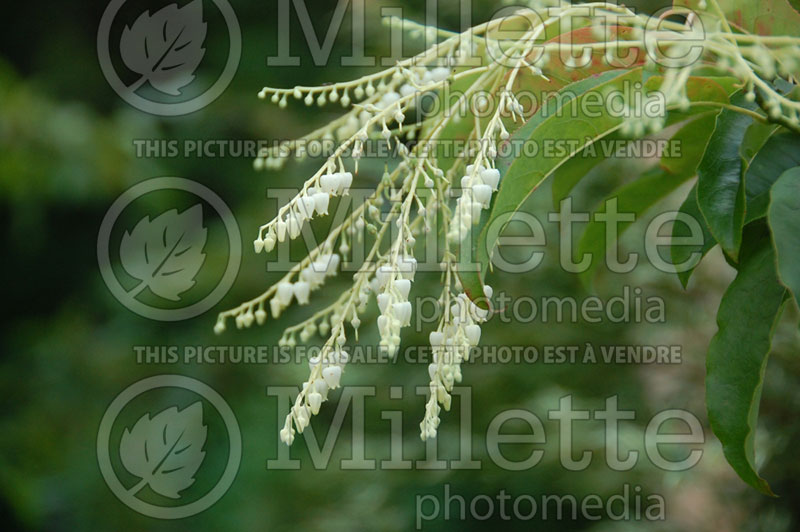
top-left (308, 392), bottom-right (323, 415)
top-left (322, 365), bottom-right (342, 389)
top-left (465, 324), bottom-right (481, 346)
top-left (313, 191), bottom-right (330, 214)
top-left (480, 168), bottom-right (501, 190)
top-left (293, 281), bottom-right (311, 305)
top-left (276, 281), bottom-right (294, 306)
top-left (472, 184), bottom-right (492, 207)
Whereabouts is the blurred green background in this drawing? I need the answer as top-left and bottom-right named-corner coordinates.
top-left (1, 0), bottom-right (799, 530)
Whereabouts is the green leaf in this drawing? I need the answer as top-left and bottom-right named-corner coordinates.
top-left (768, 167), bottom-right (800, 307)
top-left (671, 124), bottom-right (790, 287)
top-left (671, 184), bottom-right (716, 288)
top-left (696, 92), bottom-right (757, 260)
top-left (739, 122), bottom-right (779, 164)
top-left (746, 132), bottom-right (800, 223)
top-left (706, 232), bottom-right (786, 496)
top-left (671, 131), bottom-right (800, 288)
top-left (576, 111), bottom-right (719, 287)
top-left (551, 76), bottom-right (736, 208)
top-left (550, 137), bottom-right (618, 209)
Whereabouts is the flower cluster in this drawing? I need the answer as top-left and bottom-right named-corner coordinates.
top-left (421, 287), bottom-right (491, 440)
top-left (217, 0), bottom-right (800, 444)
top-left (253, 169), bottom-right (354, 255)
top-left (280, 341), bottom-right (349, 445)
top-left (448, 165), bottom-right (501, 243)
top-left (375, 257), bottom-right (417, 357)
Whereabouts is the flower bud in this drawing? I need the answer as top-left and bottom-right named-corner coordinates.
top-left (308, 392), bottom-right (323, 415)
top-left (253, 237), bottom-right (265, 253)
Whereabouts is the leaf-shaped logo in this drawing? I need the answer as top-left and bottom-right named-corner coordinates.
top-left (119, 402), bottom-right (207, 499)
top-left (119, 204), bottom-right (207, 301)
top-left (120, 0), bottom-right (208, 96)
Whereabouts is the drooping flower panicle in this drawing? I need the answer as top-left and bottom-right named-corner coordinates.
top-left (216, 1), bottom-right (800, 443)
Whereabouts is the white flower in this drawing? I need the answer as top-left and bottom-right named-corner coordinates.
top-left (293, 281), bottom-right (311, 305)
top-left (466, 164), bottom-right (485, 175)
top-left (308, 392), bottom-right (323, 415)
top-left (429, 331), bottom-right (444, 346)
top-left (378, 91), bottom-right (401, 109)
top-left (377, 314), bottom-right (390, 334)
top-left (377, 293), bottom-right (391, 313)
top-left (301, 265), bottom-right (324, 288)
top-left (332, 348), bottom-right (349, 364)
top-left (313, 191), bottom-right (330, 214)
top-left (299, 194), bottom-right (316, 218)
top-left (270, 297), bottom-right (282, 318)
top-left (320, 173), bottom-right (340, 194)
top-left (326, 253), bottom-right (341, 276)
top-left (276, 282), bottom-right (294, 306)
top-left (338, 172), bottom-right (353, 194)
top-left (430, 66), bottom-right (451, 82)
top-left (276, 219), bottom-right (287, 241)
top-left (314, 379), bottom-right (329, 398)
top-left (322, 365), bottom-right (343, 388)
top-left (393, 301), bottom-right (412, 326)
top-left (472, 184), bottom-right (493, 207)
top-left (395, 278), bottom-right (411, 299)
top-left (279, 426), bottom-right (295, 445)
top-left (400, 83), bottom-right (417, 97)
top-left (480, 168), bottom-right (500, 190)
top-left (465, 324), bottom-right (481, 345)
top-left (376, 264), bottom-right (393, 287)
top-left (397, 256), bottom-right (417, 280)
top-left (294, 405), bottom-right (310, 431)
top-left (287, 215), bottom-right (302, 239)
